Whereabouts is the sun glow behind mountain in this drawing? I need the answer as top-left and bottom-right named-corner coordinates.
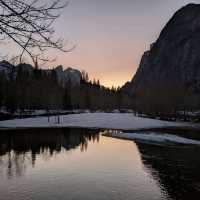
top-left (3, 0), bottom-right (200, 88)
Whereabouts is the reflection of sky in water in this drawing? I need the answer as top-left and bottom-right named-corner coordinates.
top-left (0, 129), bottom-right (168, 200)
top-left (1, 128), bottom-right (200, 200)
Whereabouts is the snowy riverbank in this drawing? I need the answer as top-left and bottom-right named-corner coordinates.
top-left (105, 131), bottom-right (200, 145)
top-left (0, 113), bottom-right (192, 130)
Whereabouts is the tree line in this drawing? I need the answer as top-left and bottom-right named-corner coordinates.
top-left (0, 64), bottom-right (132, 114)
top-left (130, 81), bottom-right (200, 121)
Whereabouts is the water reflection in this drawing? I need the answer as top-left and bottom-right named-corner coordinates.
top-left (137, 142), bottom-right (200, 200)
top-left (0, 128), bottom-right (100, 178)
top-left (0, 128), bottom-right (199, 200)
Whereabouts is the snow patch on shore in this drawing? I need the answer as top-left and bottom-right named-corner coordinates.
top-left (110, 132), bottom-right (200, 145)
top-left (0, 113), bottom-right (189, 130)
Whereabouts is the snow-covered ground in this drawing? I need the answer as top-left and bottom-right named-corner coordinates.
top-left (0, 113), bottom-right (190, 130)
top-left (106, 132), bottom-right (200, 145)
top-left (0, 108), bottom-right (91, 116)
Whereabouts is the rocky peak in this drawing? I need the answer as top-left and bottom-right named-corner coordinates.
top-left (55, 65), bottom-right (63, 72)
top-left (123, 4), bottom-right (200, 95)
top-left (0, 61), bottom-right (82, 87)
top-left (55, 65), bottom-right (81, 86)
top-left (16, 63), bottom-right (33, 73)
top-left (0, 60), bottom-right (13, 71)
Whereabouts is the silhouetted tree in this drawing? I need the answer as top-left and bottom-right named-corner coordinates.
top-left (0, 0), bottom-right (71, 63)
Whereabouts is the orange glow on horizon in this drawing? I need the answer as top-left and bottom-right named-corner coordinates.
top-left (40, 0), bottom-right (200, 88)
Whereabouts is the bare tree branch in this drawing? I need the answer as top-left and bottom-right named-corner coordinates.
top-left (0, 0), bottom-right (73, 64)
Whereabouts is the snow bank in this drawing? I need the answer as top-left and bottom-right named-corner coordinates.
top-left (0, 113), bottom-right (188, 130)
top-left (108, 132), bottom-right (200, 145)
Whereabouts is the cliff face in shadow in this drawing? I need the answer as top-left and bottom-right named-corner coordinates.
top-left (124, 4), bottom-right (200, 99)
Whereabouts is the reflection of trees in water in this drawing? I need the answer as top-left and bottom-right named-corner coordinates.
top-left (0, 151), bottom-right (31, 179)
top-left (137, 143), bottom-right (200, 200)
top-left (0, 128), bottom-right (100, 178)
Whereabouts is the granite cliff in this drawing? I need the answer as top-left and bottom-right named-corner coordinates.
top-left (124, 4), bottom-right (200, 96)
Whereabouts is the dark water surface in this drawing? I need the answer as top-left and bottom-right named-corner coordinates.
top-left (0, 128), bottom-right (200, 200)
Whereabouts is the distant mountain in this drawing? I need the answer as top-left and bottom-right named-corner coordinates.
top-left (123, 3), bottom-right (200, 95)
top-left (54, 65), bottom-right (81, 87)
top-left (0, 60), bottom-right (81, 86)
top-left (0, 60), bottom-right (14, 74)
top-left (16, 63), bottom-right (34, 73)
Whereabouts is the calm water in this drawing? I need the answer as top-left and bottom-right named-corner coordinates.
top-left (0, 128), bottom-right (200, 200)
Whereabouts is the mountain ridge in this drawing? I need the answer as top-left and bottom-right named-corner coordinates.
top-left (123, 3), bottom-right (200, 97)
top-left (0, 60), bottom-right (82, 87)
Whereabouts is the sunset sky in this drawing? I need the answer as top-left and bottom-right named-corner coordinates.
top-left (46, 0), bottom-right (200, 87)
